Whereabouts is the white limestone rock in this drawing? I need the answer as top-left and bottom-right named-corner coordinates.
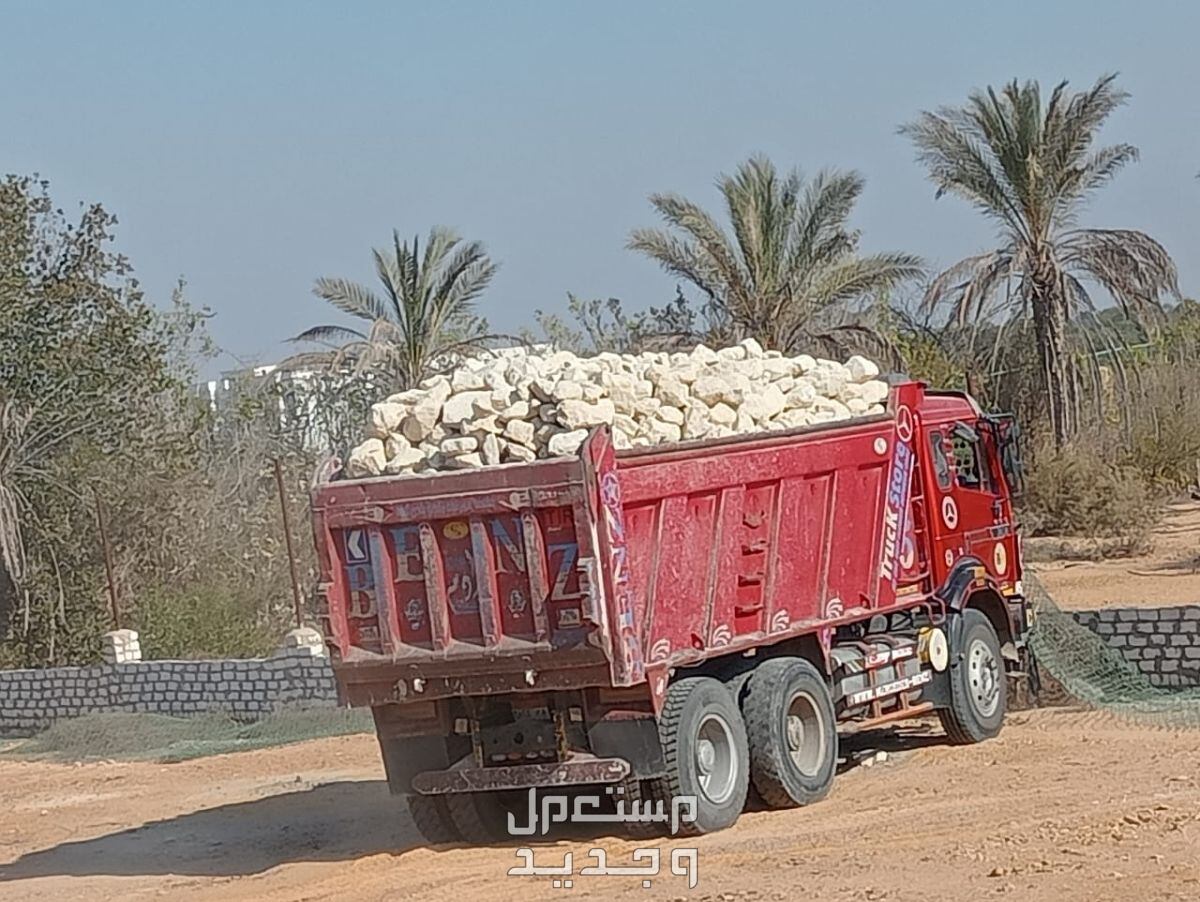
top-left (441, 435), bottom-right (479, 455)
top-left (655, 377), bottom-right (691, 409)
top-left (351, 342), bottom-right (885, 472)
top-left (503, 418), bottom-right (536, 447)
top-left (346, 438), bottom-right (387, 477)
top-left (861, 380), bottom-right (890, 405)
top-left (384, 444), bottom-right (426, 474)
top-left (368, 401), bottom-right (408, 439)
top-left (845, 354), bottom-right (881, 383)
top-left (657, 405), bottom-right (685, 426)
top-left (557, 399), bottom-right (616, 430)
top-left (480, 432), bottom-right (502, 466)
top-left (548, 429), bottom-right (589, 456)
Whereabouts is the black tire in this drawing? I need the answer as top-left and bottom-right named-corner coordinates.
top-left (406, 793), bottom-right (462, 844)
top-left (656, 677), bottom-right (750, 835)
top-left (616, 777), bottom-right (664, 838)
top-left (939, 608), bottom-right (1007, 744)
top-left (444, 791), bottom-right (514, 845)
top-left (741, 657), bottom-right (838, 809)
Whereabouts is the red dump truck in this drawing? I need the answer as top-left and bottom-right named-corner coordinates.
top-left (310, 379), bottom-right (1031, 839)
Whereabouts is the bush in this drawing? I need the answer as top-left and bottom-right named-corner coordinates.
top-left (1019, 439), bottom-right (1159, 538)
top-left (132, 583), bottom-right (281, 660)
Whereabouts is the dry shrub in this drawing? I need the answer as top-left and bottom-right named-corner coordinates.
top-left (1019, 438), bottom-right (1158, 538)
top-left (1121, 363), bottom-right (1200, 487)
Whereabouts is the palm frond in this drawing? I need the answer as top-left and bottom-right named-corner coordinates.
top-left (641, 192), bottom-right (748, 300)
top-left (289, 324), bottom-right (369, 346)
top-left (312, 277), bottom-right (389, 324)
top-left (1060, 228), bottom-right (1180, 319)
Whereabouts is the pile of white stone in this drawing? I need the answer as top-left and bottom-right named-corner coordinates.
top-left (345, 340), bottom-right (888, 478)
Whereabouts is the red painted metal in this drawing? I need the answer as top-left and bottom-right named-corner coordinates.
top-left (311, 381), bottom-right (1022, 708)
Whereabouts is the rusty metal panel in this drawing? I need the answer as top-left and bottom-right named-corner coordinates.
top-left (367, 526), bottom-right (404, 654)
top-left (705, 485), bottom-right (745, 648)
top-left (418, 523), bottom-right (452, 651)
top-left (469, 518), bottom-right (503, 648)
top-left (520, 510), bottom-right (551, 643)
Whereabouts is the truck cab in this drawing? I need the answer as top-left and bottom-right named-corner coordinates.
top-left (917, 392), bottom-right (1029, 674)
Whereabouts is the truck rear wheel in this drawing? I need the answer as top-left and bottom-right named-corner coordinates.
top-left (741, 657), bottom-right (837, 809)
top-left (444, 791), bottom-right (514, 845)
top-left (939, 608), bottom-right (1007, 744)
top-left (656, 677), bottom-right (749, 835)
top-left (406, 794), bottom-right (462, 844)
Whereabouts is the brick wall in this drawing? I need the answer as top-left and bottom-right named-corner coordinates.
top-left (1070, 606), bottom-right (1200, 689)
top-left (0, 628), bottom-right (339, 737)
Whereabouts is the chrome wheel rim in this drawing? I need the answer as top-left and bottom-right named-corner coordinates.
top-left (785, 689), bottom-right (826, 776)
top-left (695, 713), bottom-right (738, 805)
top-left (967, 637), bottom-right (1001, 718)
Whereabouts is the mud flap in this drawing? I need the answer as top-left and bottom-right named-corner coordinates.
top-left (588, 716), bottom-right (666, 779)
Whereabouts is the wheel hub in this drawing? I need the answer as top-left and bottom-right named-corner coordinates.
top-left (697, 738), bottom-right (716, 774)
top-left (968, 638), bottom-right (1001, 718)
top-left (786, 714), bottom-right (804, 752)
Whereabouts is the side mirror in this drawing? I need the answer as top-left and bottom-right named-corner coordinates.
top-left (984, 414), bottom-right (1024, 498)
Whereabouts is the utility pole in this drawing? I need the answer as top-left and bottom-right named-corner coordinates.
top-left (93, 491), bottom-right (120, 630)
top-left (274, 458), bottom-right (305, 628)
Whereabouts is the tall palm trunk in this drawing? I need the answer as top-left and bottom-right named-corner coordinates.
top-left (1029, 267), bottom-right (1076, 447)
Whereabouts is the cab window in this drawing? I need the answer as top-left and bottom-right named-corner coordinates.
top-left (950, 431), bottom-right (990, 491)
top-left (929, 431), bottom-right (952, 490)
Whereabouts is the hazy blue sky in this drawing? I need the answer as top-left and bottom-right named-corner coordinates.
top-left (4, 1), bottom-right (1198, 375)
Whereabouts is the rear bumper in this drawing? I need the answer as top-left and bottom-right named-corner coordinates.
top-left (412, 754), bottom-right (629, 794)
top-left (333, 648), bottom-right (613, 707)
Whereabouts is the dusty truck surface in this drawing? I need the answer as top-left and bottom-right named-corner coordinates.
top-left (310, 380), bottom-right (1030, 838)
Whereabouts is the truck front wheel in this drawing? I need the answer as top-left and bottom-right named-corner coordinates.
top-left (939, 608), bottom-right (1007, 744)
top-left (655, 677), bottom-right (749, 834)
top-left (741, 657), bottom-right (837, 808)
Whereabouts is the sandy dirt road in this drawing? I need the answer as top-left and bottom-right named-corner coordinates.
top-left (1032, 500), bottom-right (1200, 610)
top-left (1, 708), bottom-right (1199, 902)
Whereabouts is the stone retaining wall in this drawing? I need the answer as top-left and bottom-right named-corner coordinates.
top-left (0, 628), bottom-right (339, 737)
top-left (1070, 606), bottom-right (1200, 689)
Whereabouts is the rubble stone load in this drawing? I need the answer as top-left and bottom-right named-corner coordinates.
top-left (345, 340), bottom-right (887, 478)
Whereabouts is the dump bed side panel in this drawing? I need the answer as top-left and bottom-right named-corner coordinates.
top-left (612, 382), bottom-right (925, 677)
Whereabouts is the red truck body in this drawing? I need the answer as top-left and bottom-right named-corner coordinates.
top-left (311, 379), bottom-right (1029, 834)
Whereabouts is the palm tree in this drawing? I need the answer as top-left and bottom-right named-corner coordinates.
top-left (902, 75), bottom-right (1179, 445)
top-left (628, 155), bottom-right (923, 358)
top-left (292, 227), bottom-right (498, 390)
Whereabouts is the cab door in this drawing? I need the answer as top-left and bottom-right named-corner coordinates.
top-left (922, 422), bottom-right (1016, 587)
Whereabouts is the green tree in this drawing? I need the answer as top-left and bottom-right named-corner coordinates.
top-left (0, 175), bottom-right (208, 664)
top-left (628, 155), bottom-right (922, 357)
top-left (293, 227), bottom-right (498, 391)
top-left (902, 75), bottom-right (1179, 446)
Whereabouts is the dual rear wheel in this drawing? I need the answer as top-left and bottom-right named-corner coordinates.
top-left (643, 658), bottom-right (839, 834)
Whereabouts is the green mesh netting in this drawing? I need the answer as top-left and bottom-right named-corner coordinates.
top-left (1026, 574), bottom-right (1200, 726)
top-left (2, 707), bottom-right (374, 763)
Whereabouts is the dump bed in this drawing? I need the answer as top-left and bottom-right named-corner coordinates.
top-left (313, 381), bottom-right (928, 705)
